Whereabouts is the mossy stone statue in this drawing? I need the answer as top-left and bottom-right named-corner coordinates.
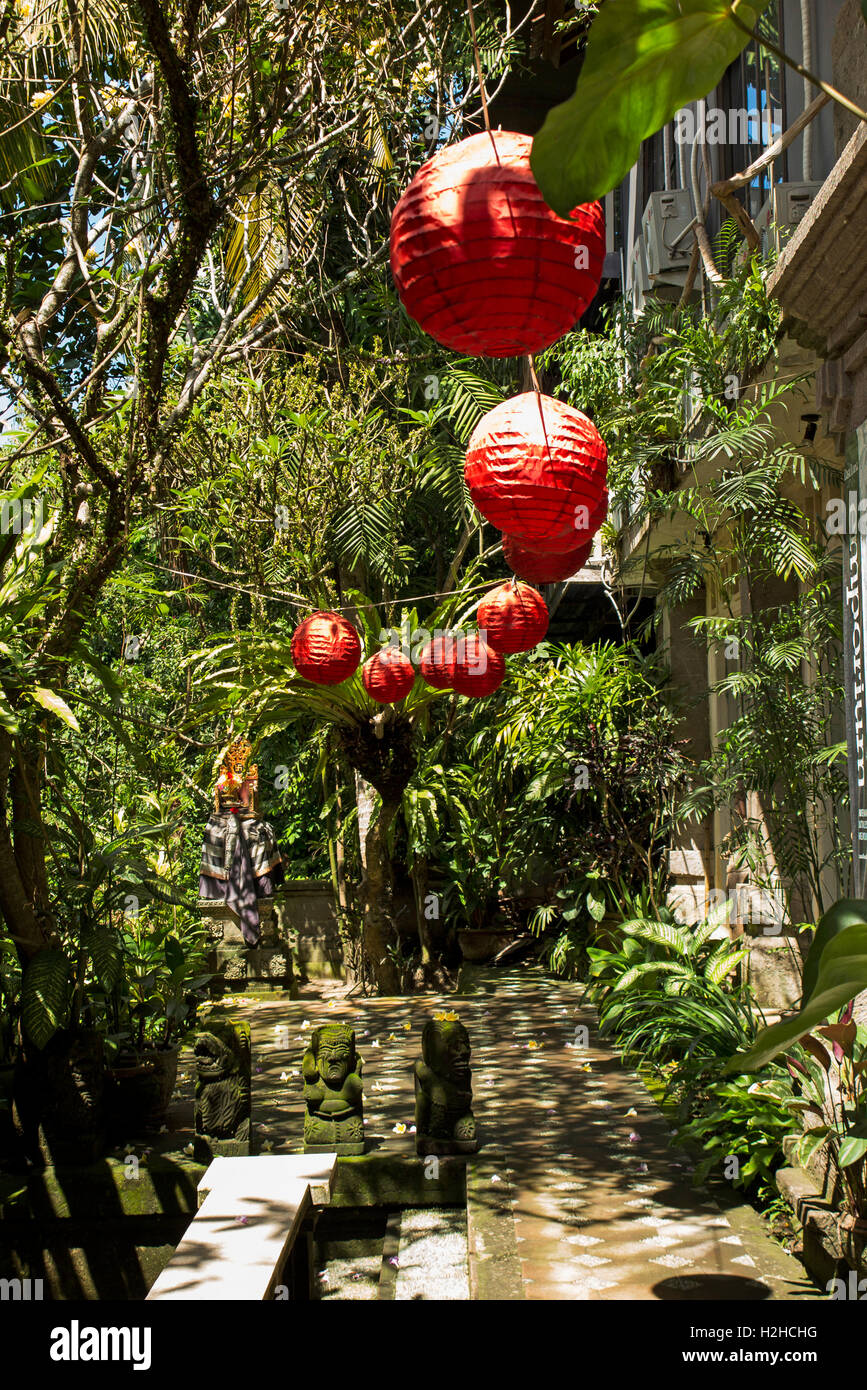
top-left (302, 1023), bottom-right (365, 1155)
top-left (414, 1016), bottom-right (477, 1155)
top-left (194, 1020), bottom-right (251, 1158)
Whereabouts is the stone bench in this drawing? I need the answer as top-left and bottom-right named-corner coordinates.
top-left (146, 1154), bottom-right (337, 1301)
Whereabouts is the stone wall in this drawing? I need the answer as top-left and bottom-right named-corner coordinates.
top-left (200, 880), bottom-right (345, 990)
top-left (274, 880), bottom-right (345, 980)
top-left (832, 0), bottom-right (867, 156)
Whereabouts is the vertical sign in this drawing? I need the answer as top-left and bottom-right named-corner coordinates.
top-left (843, 421), bottom-right (867, 895)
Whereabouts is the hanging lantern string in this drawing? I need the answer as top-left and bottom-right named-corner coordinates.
top-left (466, 0), bottom-right (493, 136)
top-left (528, 354), bottom-right (554, 465)
top-left (139, 556), bottom-right (504, 614)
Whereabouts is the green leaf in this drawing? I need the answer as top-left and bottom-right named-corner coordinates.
top-left (837, 1136), bottom-right (867, 1168)
top-left (525, 767), bottom-right (563, 802)
top-left (705, 944), bottom-right (749, 985)
top-left (26, 687), bottom-right (80, 731)
top-left (531, 0), bottom-right (772, 214)
top-left (801, 898), bottom-right (867, 1003)
top-left (586, 888), bottom-right (607, 922)
top-left (164, 935), bottom-right (185, 972)
top-left (726, 923), bottom-right (867, 1073)
top-left (21, 949), bottom-right (72, 1049)
top-left (85, 927), bottom-right (123, 993)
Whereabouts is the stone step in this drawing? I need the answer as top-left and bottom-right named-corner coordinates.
top-left (379, 1207), bottom-right (469, 1301)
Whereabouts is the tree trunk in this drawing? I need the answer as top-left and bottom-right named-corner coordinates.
top-left (337, 716), bottom-right (416, 995)
top-left (0, 730), bottom-right (52, 961)
top-left (361, 795), bottom-right (403, 995)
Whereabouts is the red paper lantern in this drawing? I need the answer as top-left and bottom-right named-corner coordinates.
top-left (451, 632), bottom-right (505, 698)
top-left (465, 391), bottom-right (607, 552)
top-left (291, 611), bottom-right (361, 685)
top-left (390, 131), bottom-right (605, 358)
top-left (514, 490), bottom-right (608, 554)
top-left (502, 535), bottom-right (593, 583)
top-left (419, 632), bottom-right (505, 697)
top-left (419, 635), bottom-right (457, 690)
top-left (362, 647), bottom-right (416, 704)
top-left (477, 581), bottom-right (549, 654)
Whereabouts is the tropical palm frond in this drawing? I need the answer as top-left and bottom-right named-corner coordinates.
top-left (437, 364), bottom-right (505, 443)
top-left (223, 180), bottom-right (300, 314)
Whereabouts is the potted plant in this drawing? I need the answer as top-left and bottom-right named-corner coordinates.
top-left (105, 911), bottom-right (211, 1136)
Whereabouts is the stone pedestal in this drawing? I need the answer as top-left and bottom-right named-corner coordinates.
top-left (200, 897), bottom-right (296, 995)
top-left (744, 932), bottom-right (805, 1012)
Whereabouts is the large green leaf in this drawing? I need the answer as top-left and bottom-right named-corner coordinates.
top-left (21, 949), bottom-right (72, 1049)
top-left (801, 897), bottom-right (867, 1003)
top-left (84, 927), bottom-right (123, 994)
top-left (726, 924), bottom-right (867, 1074)
top-left (531, 0), bottom-right (772, 215)
top-left (26, 687), bottom-right (80, 731)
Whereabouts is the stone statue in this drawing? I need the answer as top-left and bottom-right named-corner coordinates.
top-left (414, 1016), bottom-right (477, 1154)
top-left (194, 1020), bottom-right (251, 1156)
top-left (302, 1023), bottom-right (365, 1155)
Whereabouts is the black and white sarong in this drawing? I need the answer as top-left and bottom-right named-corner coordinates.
top-left (198, 812), bottom-right (284, 946)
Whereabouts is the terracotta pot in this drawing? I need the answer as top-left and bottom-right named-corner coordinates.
top-left (13, 1027), bottom-right (107, 1166)
top-left (107, 1047), bottom-right (179, 1136)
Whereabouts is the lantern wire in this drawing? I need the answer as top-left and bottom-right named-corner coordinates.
top-left (466, 0), bottom-right (493, 135)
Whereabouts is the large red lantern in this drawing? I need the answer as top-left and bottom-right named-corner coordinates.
top-left (465, 392), bottom-right (607, 552)
top-left (291, 611), bottom-right (361, 685)
top-left (419, 635), bottom-right (456, 690)
top-left (362, 647), bottom-right (416, 704)
top-left (451, 633), bottom-right (505, 698)
top-left (502, 534), bottom-right (593, 583)
top-left (477, 581), bottom-right (548, 654)
top-left (419, 632), bottom-right (505, 697)
top-left (390, 131), bottom-right (605, 358)
top-left (512, 490), bottom-right (608, 554)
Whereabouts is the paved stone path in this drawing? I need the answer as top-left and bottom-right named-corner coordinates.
top-left (195, 963), bottom-right (814, 1301)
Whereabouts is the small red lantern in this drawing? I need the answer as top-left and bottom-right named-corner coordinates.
top-left (465, 392), bottom-right (607, 551)
top-left (362, 647), bottom-right (416, 703)
top-left (419, 635), bottom-right (457, 690)
top-left (451, 632), bottom-right (505, 698)
top-left (477, 581), bottom-right (548, 654)
top-left (390, 131), bottom-right (605, 358)
top-left (291, 611), bottom-right (361, 685)
top-left (502, 535), bottom-right (593, 583)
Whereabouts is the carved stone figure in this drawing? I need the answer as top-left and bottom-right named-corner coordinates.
top-left (414, 1016), bottom-right (477, 1154)
top-left (194, 1020), bottom-right (251, 1156)
top-left (302, 1023), bottom-right (365, 1155)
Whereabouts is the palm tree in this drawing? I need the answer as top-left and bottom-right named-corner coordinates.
top-left (192, 587), bottom-right (488, 993)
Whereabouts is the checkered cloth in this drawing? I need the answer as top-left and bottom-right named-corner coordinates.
top-left (199, 813), bottom-right (283, 945)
